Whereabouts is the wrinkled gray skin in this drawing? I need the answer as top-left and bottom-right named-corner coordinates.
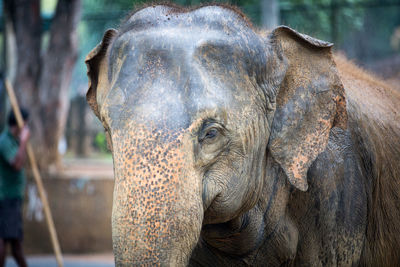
top-left (86, 5), bottom-right (369, 266)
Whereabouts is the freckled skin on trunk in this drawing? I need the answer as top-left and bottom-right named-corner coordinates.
top-left (111, 123), bottom-right (203, 266)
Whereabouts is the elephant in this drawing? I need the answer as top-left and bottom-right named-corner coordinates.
top-left (85, 4), bottom-right (400, 266)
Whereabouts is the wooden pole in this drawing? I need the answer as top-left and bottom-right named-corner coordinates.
top-left (4, 80), bottom-right (64, 267)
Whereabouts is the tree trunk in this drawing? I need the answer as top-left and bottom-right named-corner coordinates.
top-left (38, 0), bottom-right (81, 167)
top-left (261, 0), bottom-right (280, 29)
top-left (75, 96), bottom-right (90, 156)
top-left (3, 0), bottom-right (41, 107)
top-left (3, 0), bottom-right (45, 167)
top-left (3, 0), bottom-right (81, 169)
top-left (66, 96), bottom-right (91, 156)
top-left (330, 0), bottom-right (339, 45)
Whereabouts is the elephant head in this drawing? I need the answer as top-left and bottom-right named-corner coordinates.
top-left (86, 4), bottom-right (346, 266)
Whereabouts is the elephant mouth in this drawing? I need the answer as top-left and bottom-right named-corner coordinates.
top-left (202, 212), bottom-right (249, 234)
top-left (200, 213), bottom-right (263, 256)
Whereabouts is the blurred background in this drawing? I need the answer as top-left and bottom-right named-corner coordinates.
top-left (0, 0), bottom-right (398, 266)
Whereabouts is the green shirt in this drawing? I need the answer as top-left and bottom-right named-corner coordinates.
top-left (0, 128), bottom-right (26, 200)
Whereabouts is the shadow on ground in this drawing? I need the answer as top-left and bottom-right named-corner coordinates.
top-left (5, 253), bottom-right (114, 267)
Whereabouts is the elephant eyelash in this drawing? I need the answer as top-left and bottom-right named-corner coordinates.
top-left (198, 120), bottom-right (226, 144)
top-left (199, 127), bottom-right (220, 143)
top-left (204, 128), bottom-right (218, 139)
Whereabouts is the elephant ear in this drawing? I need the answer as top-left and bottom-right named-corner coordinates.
top-left (85, 29), bottom-right (118, 118)
top-left (267, 26), bottom-right (347, 191)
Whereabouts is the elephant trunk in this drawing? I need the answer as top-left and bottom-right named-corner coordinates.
top-left (111, 125), bottom-right (203, 266)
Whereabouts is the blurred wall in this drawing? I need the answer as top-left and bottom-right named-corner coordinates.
top-left (23, 176), bottom-right (114, 254)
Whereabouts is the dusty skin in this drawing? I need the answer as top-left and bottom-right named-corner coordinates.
top-left (85, 4), bottom-right (400, 266)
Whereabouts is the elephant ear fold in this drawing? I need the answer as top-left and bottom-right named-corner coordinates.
top-left (85, 28), bottom-right (118, 118)
top-left (267, 26), bottom-right (347, 191)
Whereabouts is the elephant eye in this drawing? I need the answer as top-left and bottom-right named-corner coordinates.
top-left (198, 120), bottom-right (227, 145)
top-left (204, 128), bottom-right (218, 140)
top-left (198, 125), bottom-right (221, 144)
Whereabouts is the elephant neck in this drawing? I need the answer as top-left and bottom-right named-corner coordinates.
top-left (247, 155), bottom-right (299, 264)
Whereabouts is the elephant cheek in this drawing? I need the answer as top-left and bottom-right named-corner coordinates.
top-left (110, 126), bottom-right (203, 266)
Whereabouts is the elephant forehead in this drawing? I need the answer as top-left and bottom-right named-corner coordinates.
top-left (109, 27), bottom-right (259, 80)
top-left (102, 6), bottom-right (268, 131)
top-left (103, 84), bottom-right (233, 133)
top-left (120, 5), bottom-right (253, 38)
top-left (112, 3), bottom-right (266, 76)
top-left (104, 34), bottom-right (256, 130)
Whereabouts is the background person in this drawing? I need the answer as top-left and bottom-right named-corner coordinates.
top-left (0, 109), bottom-right (29, 267)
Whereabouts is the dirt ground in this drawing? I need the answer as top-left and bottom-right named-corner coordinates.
top-left (6, 253), bottom-right (114, 267)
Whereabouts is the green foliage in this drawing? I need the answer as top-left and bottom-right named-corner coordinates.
top-left (94, 132), bottom-right (109, 153)
top-left (279, 0), bottom-right (365, 43)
